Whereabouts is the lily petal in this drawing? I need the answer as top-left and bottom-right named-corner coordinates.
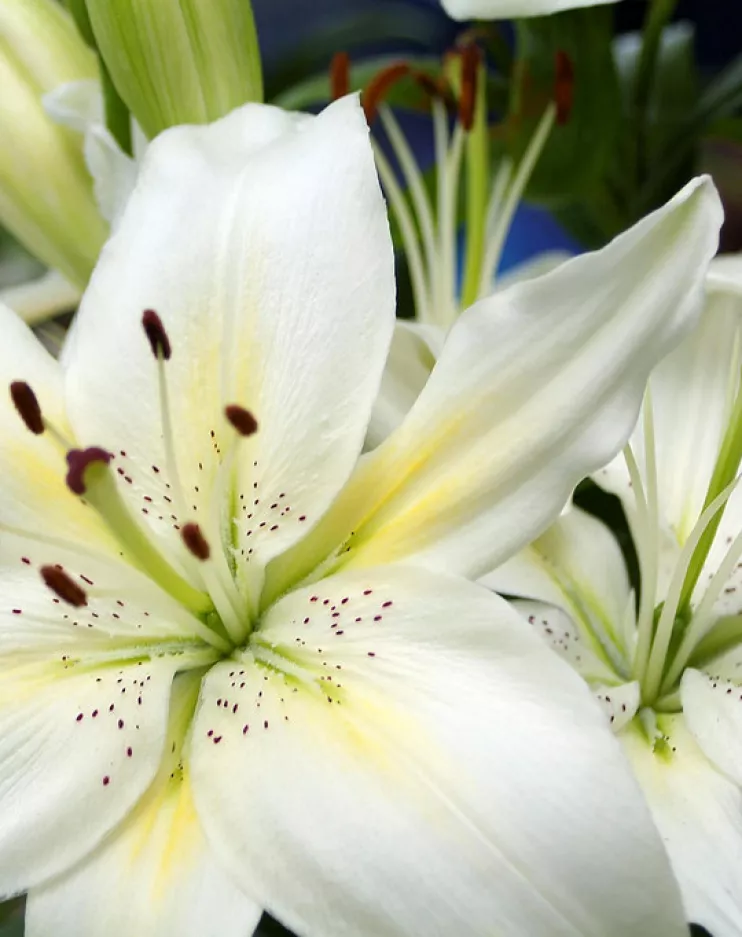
top-left (0, 270), bottom-right (80, 325)
top-left (366, 320), bottom-right (444, 449)
top-left (440, 0), bottom-right (618, 21)
top-left (63, 96), bottom-right (394, 588)
top-left (682, 667), bottom-right (742, 787)
top-left (25, 674), bottom-right (261, 937)
top-left (623, 714), bottom-right (742, 937)
top-left (0, 652), bottom-right (184, 897)
top-left (191, 566), bottom-right (686, 937)
top-left (274, 177), bottom-right (721, 595)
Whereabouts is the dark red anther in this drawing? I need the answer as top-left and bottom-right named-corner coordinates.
top-left (330, 52), bottom-right (351, 101)
top-left (142, 309), bottom-right (172, 361)
top-left (10, 381), bottom-right (43, 435)
top-left (40, 566), bottom-right (88, 607)
top-left (362, 63), bottom-right (411, 123)
top-left (554, 51), bottom-right (575, 126)
top-left (225, 405), bottom-right (258, 437)
top-left (458, 44), bottom-right (482, 132)
top-left (181, 522), bottom-right (211, 561)
top-left (66, 447), bottom-right (113, 495)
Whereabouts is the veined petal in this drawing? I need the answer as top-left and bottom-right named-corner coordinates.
top-left (0, 652), bottom-right (187, 897)
top-left (64, 96), bottom-right (395, 588)
top-left (597, 290), bottom-right (742, 547)
top-left (25, 673), bottom-right (261, 937)
top-left (366, 320), bottom-right (444, 449)
top-left (440, 0), bottom-right (618, 20)
top-left (270, 177), bottom-right (721, 594)
top-left (192, 567), bottom-right (686, 937)
top-left (623, 714), bottom-right (742, 937)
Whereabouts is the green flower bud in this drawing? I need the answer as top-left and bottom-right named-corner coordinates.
top-left (85, 0), bottom-right (264, 139)
top-left (0, 0), bottom-right (107, 287)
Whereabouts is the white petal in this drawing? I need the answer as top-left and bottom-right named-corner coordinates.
top-left (26, 674), bottom-right (261, 937)
top-left (0, 301), bottom-right (115, 550)
top-left (0, 270), bottom-right (80, 326)
top-left (440, 0), bottom-right (618, 20)
top-left (593, 680), bottom-right (641, 732)
top-left (191, 566), bottom-right (686, 937)
top-left (485, 506), bottom-right (633, 673)
top-left (64, 96), bottom-right (395, 587)
top-left (43, 80), bottom-right (103, 133)
top-left (0, 653), bottom-right (183, 896)
top-left (623, 714), bottom-right (742, 937)
top-left (366, 320), bottom-right (444, 448)
top-left (274, 176), bottom-right (721, 592)
top-left (492, 250), bottom-right (574, 292)
top-left (511, 600), bottom-right (620, 684)
top-left (707, 251), bottom-right (742, 298)
top-left (598, 290), bottom-right (742, 546)
top-left (682, 667), bottom-right (742, 787)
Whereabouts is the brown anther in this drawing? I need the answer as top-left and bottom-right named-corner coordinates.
top-left (66, 447), bottom-right (113, 495)
top-left (142, 309), bottom-right (172, 361)
top-left (554, 51), bottom-right (575, 126)
top-left (10, 381), bottom-right (44, 435)
top-left (458, 44), bottom-right (482, 132)
top-left (330, 52), bottom-right (351, 101)
top-left (40, 566), bottom-right (88, 607)
top-left (225, 405), bottom-right (258, 437)
top-left (181, 522), bottom-right (211, 561)
top-left (362, 63), bottom-right (410, 123)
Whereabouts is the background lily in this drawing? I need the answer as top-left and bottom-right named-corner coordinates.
top-left (440, 0), bottom-right (619, 21)
top-left (0, 93), bottom-right (722, 935)
top-left (486, 257), bottom-right (742, 936)
top-left (0, 0), bottom-right (107, 320)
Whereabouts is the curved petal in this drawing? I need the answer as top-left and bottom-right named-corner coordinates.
top-left (622, 714), bottom-right (742, 937)
top-left (64, 96), bottom-right (395, 591)
top-left (270, 176), bottom-right (722, 598)
top-left (0, 652), bottom-right (184, 897)
top-left (682, 667), bottom-right (742, 787)
top-left (707, 251), bottom-right (742, 298)
top-left (191, 567), bottom-right (686, 937)
top-left (440, 0), bottom-right (618, 21)
top-left (0, 271), bottom-right (80, 326)
top-left (25, 674), bottom-right (261, 937)
top-left (597, 290), bottom-right (742, 546)
top-left (366, 320), bottom-right (444, 449)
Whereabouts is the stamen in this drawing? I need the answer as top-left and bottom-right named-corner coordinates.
top-left (362, 63), bottom-right (410, 123)
top-left (182, 523), bottom-right (211, 561)
top-left (458, 44), bottom-right (481, 132)
top-left (40, 565), bottom-right (88, 607)
top-left (142, 309), bottom-right (172, 361)
top-left (330, 52), bottom-right (350, 101)
top-left (554, 51), bottom-right (575, 126)
top-left (66, 447), bottom-right (113, 495)
top-left (225, 405), bottom-right (258, 437)
top-left (10, 381), bottom-right (43, 434)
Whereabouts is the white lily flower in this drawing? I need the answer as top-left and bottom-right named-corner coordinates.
top-left (0, 95), bottom-right (721, 936)
top-left (486, 256), bottom-right (742, 936)
top-left (440, 0), bottom-right (619, 20)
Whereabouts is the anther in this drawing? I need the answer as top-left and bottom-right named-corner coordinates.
top-left (458, 44), bottom-right (481, 132)
top-left (330, 52), bottom-right (350, 101)
top-left (66, 447), bottom-right (113, 495)
top-left (10, 381), bottom-right (43, 435)
top-left (40, 566), bottom-right (88, 607)
top-left (225, 405), bottom-right (258, 437)
top-left (362, 63), bottom-right (410, 123)
top-left (142, 309), bottom-right (172, 361)
top-left (181, 522), bottom-right (211, 561)
top-left (554, 51), bottom-right (575, 126)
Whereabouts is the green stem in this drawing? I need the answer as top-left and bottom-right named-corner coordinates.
top-left (460, 61), bottom-right (489, 312)
top-left (633, 0), bottom-right (679, 185)
top-left (64, 0), bottom-right (96, 48)
top-left (100, 56), bottom-right (133, 157)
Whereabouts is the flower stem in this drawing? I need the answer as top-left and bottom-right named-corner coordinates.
top-left (460, 60), bottom-right (489, 312)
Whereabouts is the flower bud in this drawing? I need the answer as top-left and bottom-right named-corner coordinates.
top-left (85, 0), bottom-right (263, 139)
top-left (0, 0), bottom-right (107, 287)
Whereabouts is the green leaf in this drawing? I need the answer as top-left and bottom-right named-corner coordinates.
top-left (0, 897), bottom-right (24, 936)
top-left (506, 7), bottom-right (622, 205)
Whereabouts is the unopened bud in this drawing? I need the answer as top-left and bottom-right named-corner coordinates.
top-left (0, 0), bottom-right (107, 288)
top-left (85, 0), bottom-right (264, 139)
